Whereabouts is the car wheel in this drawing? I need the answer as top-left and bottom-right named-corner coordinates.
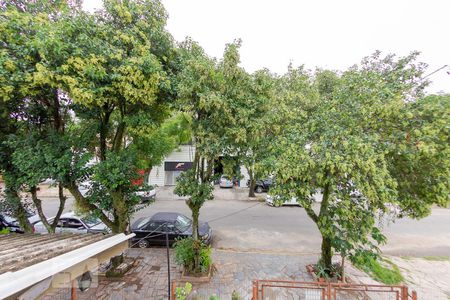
top-left (255, 186), bottom-right (263, 193)
top-left (138, 239), bottom-right (149, 248)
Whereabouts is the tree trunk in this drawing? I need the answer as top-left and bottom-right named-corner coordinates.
top-left (190, 203), bottom-right (200, 241)
top-left (189, 203), bottom-right (201, 273)
top-left (318, 180), bottom-right (333, 271)
top-left (111, 190), bottom-right (128, 233)
top-left (341, 255), bottom-right (346, 282)
top-left (248, 167), bottom-right (256, 197)
top-left (5, 188), bottom-right (33, 233)
top-left (112, 121), bottom-right (126, 152)
top-left (51, 184), bottom-right (66, 231)
top-left (30, 186), bottom-right (55, 234)
top-left (99, 107), bottom-right (112, 161)
top-left (320, 236), bottom-right (333, 270)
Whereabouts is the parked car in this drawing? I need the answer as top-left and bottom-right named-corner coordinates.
top-left (0, 214), bottom-right (26, 233)
top-left (265, 194), bottom-right (300, 207)
top-left (135, 185), bottom-right (156, 203)
top-left (247, 178), bottom-right (273, 193)
top-left (0, 210), bottom-right (40, 233)
top-left (131, 212), bottom-right (212, 248)
top-left (34, 211), bottom-right (109, 234)
top-left (219, 175), bottom-right (233, 188)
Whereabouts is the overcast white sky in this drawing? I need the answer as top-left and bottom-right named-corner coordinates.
top-left (83, 0), bottom-right (450, 94)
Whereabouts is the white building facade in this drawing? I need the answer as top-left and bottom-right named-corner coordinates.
top-left (148, 145), bottom-right (249, 187)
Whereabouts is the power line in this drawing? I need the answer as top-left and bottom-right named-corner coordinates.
top-left (206, 201), bottom-right (262, 223)
top-left (423, 64), bottom-right (448, 79)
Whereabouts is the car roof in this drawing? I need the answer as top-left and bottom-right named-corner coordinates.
top-left (150, 212), bottom-right (182, 222)
top-left (59, 212), bottom-right (79, 218)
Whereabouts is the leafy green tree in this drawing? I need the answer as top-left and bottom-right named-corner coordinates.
top-left (174, 38), bottom-right (232, 273)
top-left (270, 52), bottom-right (449, 272)
top-left (1, 0), bottom-right (180, 233)
top-left (217, 41), bottom-right (276, 196)
top-left (0, 0), bottom-right (78, 232)
top-left (43, 0), bottom-right (180, 233)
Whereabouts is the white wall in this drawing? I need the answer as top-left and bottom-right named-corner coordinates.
top-left (165, 145), bottom-right (195, 162)
top-left (239, 165), bottom-right (250, 187)
top-left (148, 145), bottom-right (195, 186)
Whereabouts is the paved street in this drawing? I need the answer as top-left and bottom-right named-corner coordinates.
top-left (38, 185), bottom-right (450, 257)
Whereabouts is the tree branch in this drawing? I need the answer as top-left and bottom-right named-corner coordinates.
top-left (66, 182), bottom-right (116, 230)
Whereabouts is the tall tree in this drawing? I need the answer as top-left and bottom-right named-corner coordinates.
top-left (270, 52), bottom-right (449, 272)
top-left (1, 0), bottom-right (179, 233)
top-left (174, 38), bottom-right (233, 273)
top-left (48, 0), bottom-right (179, 233)
top-left (0, 0), bottom-right (78, 233)
top-left (217, 41), bottom-right (276, 197)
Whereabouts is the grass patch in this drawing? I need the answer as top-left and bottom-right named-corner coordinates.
top-left (423, 256), bottom-right (450, 261)
top-left (401, 256), bottom-right (413, 260)
top-left (354, 257), bottom-right (404, 285)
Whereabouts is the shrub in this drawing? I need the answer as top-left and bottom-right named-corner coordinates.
top-left (354, 256), bottom-right (404, 285)
top-left (175, 282), bottom-right (192, 300)
top-left (174, 237), bottom-right (212, 274)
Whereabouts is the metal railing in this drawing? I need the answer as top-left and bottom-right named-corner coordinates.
top-left (251, 280), bottom-right (418, 300)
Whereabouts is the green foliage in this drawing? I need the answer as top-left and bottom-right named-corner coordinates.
top-left (314, 262), bottom-right (331, 280)
top-left (269, 52), bottom-right (448, 271)
top-left (0, 228), bottom-right (10, 235)
top-left (231, 290), bottom-right (240, 300)
top-left (354, 256), bottom-right (404, 285)
top-left (423, 256), bottom-right (450, 261)
top-left (175, 282), bottom-right (192, 300)
top-left (173, 237), bottom-right (212, 274)
top-left (0, 0), bottom-right (180, 233)
top-left (174, 170), bottom-right (214, 208)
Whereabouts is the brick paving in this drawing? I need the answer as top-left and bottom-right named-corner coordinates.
top-left (42, 248), bottom-right (317, 300)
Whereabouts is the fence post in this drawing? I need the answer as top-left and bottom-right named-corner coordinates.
top-left (411, 290), bottom-right (417, 300)
top-left (252, 280), bottom-right (258, 300)
top-left (171, 281), bottom-right (176, 300)
top-left (401, 286), bottom-right (408, 300)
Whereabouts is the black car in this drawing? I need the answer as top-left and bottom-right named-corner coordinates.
top-left (247, 178), bottom-right (273, 193)
top-left (131, 212), bottom-right (212, 248)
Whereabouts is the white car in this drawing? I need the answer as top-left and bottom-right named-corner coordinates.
top-left (265, 194), bottom-right (300, 207)
top-left (34, 211), bottom-right (109, 234)
top-left (135, 186), bottom-right (157, 202)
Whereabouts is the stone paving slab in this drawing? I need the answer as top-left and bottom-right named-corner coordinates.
top-left (41, 248), bottom-right (317, 300)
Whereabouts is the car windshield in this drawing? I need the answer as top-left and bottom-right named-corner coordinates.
top-left (81, 215), bottom-right (101, 228)
top-left (175, 215), bottom-right (191, 231)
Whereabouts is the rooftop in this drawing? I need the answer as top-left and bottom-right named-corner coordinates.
top-left (0, 233), bottom-right (110, 274)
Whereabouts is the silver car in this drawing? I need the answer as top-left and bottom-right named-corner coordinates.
top-left (34, 211), bottom-right (109, 234)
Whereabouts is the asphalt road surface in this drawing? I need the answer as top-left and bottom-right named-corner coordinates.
top-left (39, 186), bottom-right (450, 257)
